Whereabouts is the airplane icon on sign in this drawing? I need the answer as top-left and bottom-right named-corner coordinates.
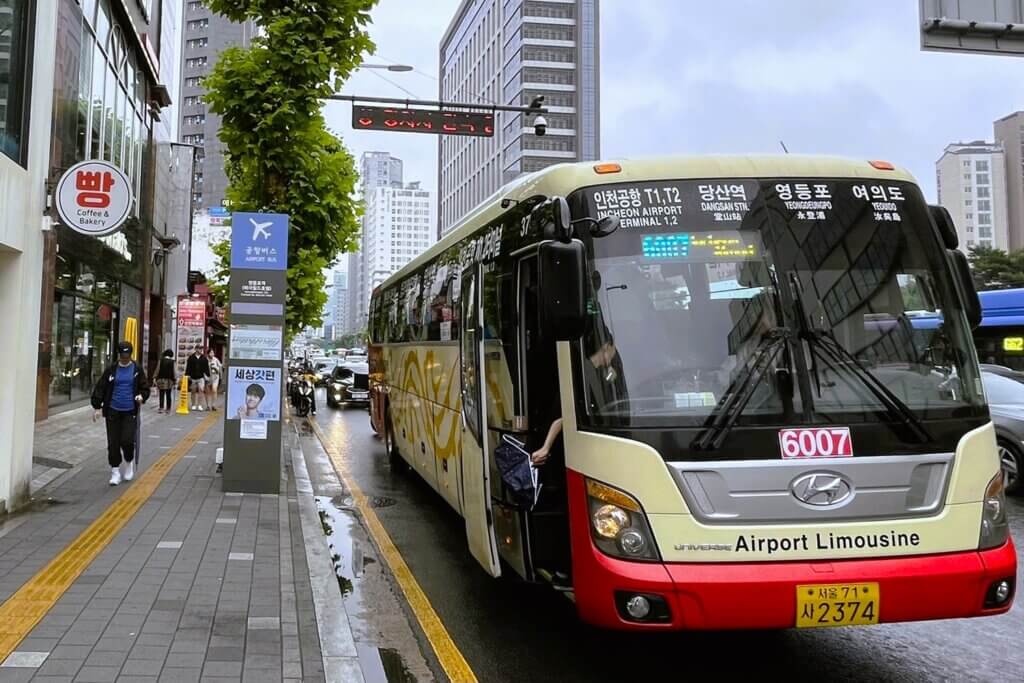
top-left (250, 218), bottom-right (272, 241)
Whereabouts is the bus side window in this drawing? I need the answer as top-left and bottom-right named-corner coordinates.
top-left (483, 267), bottom-right (521, 429)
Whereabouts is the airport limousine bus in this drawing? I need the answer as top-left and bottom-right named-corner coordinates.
top-left (367, 156), bottom-right (1016, 630)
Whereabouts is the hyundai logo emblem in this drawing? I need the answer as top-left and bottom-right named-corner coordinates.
top-left (791, 472), bottom-right (853, 507)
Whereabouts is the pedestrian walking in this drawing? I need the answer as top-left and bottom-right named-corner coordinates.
top-left (90, 341), bottom-right (150, 486)
top-left (155, 349), bottom-right (176, 414)
top-left (185, 345), bottom-right (210, 411)
top-left (205, 349), bottom-right (222, 411)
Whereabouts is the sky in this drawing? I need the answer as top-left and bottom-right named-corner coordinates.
top-left (322, 0), bottom-right (1024, 270)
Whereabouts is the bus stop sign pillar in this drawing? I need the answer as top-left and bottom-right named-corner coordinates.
top-left (222, 212), bottom-right (289, 493)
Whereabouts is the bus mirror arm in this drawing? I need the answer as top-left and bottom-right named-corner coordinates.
top-left (947, 249), bottom-right (981, 328)
top-left (572, 214), bottom-right (621, 238)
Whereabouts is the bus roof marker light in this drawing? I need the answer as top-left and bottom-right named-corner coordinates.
top-left (869, 160), bottom-right (896, 171)
top-left (594, 163), bottom-right (621, 174)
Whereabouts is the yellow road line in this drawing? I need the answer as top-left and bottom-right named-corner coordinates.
top-left (0, 413), bottom-right (218, 660)
top-left (309, 418), bottom-right (478, 683)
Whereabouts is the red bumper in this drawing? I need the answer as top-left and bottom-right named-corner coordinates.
top-left (567, 470), bottom-right (1017, 631)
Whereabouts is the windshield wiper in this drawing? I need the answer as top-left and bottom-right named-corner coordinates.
top-left (692, 327), bottom-right (791, 450)
top-left (784, 273), bottom-right (930, 444)
top-left (803, 330), bottom-right (931, 443)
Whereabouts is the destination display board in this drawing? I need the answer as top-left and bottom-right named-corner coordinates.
top-left (585, 179), bottom-right (916, 261)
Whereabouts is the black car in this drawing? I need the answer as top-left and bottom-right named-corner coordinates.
top-left (981, 370), bottom-right (1023, 495)
top-left (326, 361), bottom-right (370, 408)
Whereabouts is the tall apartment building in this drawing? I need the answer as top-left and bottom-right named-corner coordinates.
top-left (936, 141), bottom-right (1010, 252)
top-left (995, 111), bottom-right (1024, 250)
top-left (346, 152), bottom-right (404, 333)
top-left (438, 0), bottom-right (600, 237)
top-left (325, 270), bottom-right (349, 341)
top-left (178, 1), bottom-right (256, 212)
top-left (357, 182), bottom-right (437, 324)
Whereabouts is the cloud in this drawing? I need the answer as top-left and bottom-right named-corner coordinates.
top-left (323, 0), bottom-right (1024, 234)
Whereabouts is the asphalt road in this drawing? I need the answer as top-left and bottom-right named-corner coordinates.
top-left (317, 405), bottom-right (1024, 683)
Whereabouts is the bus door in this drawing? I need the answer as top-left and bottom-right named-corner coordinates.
top-left (459, 264), bottom-right (502, 577)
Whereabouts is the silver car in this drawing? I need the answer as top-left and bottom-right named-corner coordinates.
top-left (981, 371), bottom-right (1024, 495)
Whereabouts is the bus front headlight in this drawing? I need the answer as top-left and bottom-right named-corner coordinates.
top-left (979, 471), bottom-right (1010, 550)
top-left (585, 478), bottom-right (660, 561)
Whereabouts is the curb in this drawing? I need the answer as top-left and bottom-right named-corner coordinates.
top-left (290, 442), bottom-right (366, 683)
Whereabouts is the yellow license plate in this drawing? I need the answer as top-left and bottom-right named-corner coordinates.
top-left (796, 583), bottom-right (879, 628)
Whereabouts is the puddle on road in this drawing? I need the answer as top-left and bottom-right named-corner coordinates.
top-left (358, 643), bottom-right (418, 683)
top-left (315, 496), bottom-right (415, 682)
top-left (315, 495), bottom-right (378, 596)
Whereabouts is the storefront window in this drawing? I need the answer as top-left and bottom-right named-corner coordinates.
top-left (50, 288), bottom-right (120, 406)
top-left (50, 293), bottom-right (75, 406)
top-left (0, 0), bottom-right (33, 164)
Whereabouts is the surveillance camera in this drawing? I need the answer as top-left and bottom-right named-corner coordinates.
top-left (534, 115), bottom-right (548, 136)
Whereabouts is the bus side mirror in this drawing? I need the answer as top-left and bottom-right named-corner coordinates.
top-left (948, 249), bottom-right (981, 328)
top-left (929, 205), bottom-right (959, 250)
top-left (538, 240), bottom-right (586, 340)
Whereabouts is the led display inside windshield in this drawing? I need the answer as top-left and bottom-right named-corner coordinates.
top-left (641, 231), bottom-right (759, 260)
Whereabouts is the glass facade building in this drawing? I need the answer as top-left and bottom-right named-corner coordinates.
top-left (38, 0), bottom-right (178, 415)
top-left (438, 0), bottom-right (601, 238)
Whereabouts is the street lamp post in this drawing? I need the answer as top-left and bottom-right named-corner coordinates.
top-left (359, 63), bottom-right (414, 72)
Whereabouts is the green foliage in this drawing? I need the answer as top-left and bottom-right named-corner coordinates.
top-left (203, 0), bottom-right (375, 335)
top-left (335, 329), bottom-right (368, 349)
top-left (967, 246), bottom-right (1024, 290)
top-left (208, 239), bottom-right (231, 308)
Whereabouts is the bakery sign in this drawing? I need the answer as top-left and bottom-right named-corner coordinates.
top-left (54, 160), bottom-right (133, 236)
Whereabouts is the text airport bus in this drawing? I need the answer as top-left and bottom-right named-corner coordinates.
top-left (367, 155), bottom-right (1016, 630)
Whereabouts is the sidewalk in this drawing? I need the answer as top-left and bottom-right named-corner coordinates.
top-left (0, 402), bottom-right (327, 683)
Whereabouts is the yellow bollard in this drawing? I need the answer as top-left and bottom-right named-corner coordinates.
top-left (175, 376), bottom-right (190, 415)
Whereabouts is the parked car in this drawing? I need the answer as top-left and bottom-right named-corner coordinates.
top-left (326, 360), bottom-right (370, 408)
top-left (981, 370), bottom-right (1024, 495)
top-left (980, 363), bottom-right (1024, 384)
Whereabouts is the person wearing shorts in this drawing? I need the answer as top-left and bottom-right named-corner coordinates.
top-left (185, 346), bottom-right (210, 411)
top-left (205, 349), bottom-right (222, 411)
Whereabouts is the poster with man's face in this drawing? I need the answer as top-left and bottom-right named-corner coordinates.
top-left (226, 365), bottom-right (280, 421)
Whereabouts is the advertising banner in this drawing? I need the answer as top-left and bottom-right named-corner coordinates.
top-left (175, 296), bottom-right (207, 375)
top-left (226, 365), bottom-right (281, 421)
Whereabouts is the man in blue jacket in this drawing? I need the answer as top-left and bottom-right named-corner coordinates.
top-left (91, 341), bottom-right (150, 486)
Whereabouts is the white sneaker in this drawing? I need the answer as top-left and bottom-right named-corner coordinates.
top-left (109, 468), bottom-right (122, 486)
top-left (122, 460), bottom-right (135, 482)
top-left (196, 406), bottom-right (204, 412)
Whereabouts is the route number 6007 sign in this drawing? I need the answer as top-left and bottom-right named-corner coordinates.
top-left (779, 427), bottom-right (853, 459)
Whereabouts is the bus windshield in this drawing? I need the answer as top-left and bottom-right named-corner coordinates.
top-left (573, 178), bottom-right (984, 430)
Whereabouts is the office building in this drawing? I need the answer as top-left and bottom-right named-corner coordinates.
top-left (329, 270), bottom-right (350, 341)
top-left (936, 141), bottom-right (1010, 252)
top-left (995, 111), bottom-right (1024, 250)
top-left (347, 152), bottom-right (404, 333)
top-left (438, 0), bottom-right (600, 237)
top-left (178, 1), bottom-right (256, 212)
top-left (358, 182), bottom-right (437, 324)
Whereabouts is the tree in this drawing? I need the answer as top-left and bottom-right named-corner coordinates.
top-left (336, 329), bottom-right (367, 349)
top-left (967, 245), bottom-right (1024, 291)
top-left (203, 0), bottom-right (376, 336)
